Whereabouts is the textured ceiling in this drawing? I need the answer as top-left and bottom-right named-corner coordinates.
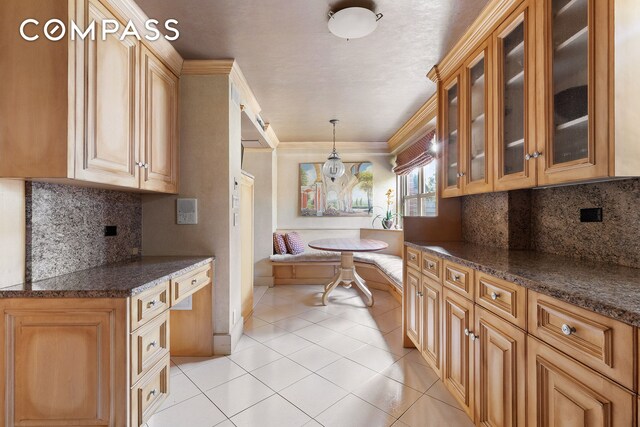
top-left (136, 0), bottom-right (489, 142)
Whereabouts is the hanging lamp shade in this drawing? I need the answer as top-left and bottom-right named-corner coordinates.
top-left (323, 119), bottom-right (345, 182)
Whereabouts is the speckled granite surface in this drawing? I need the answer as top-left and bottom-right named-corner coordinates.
top-left (405, 241), bottom-right (640, 327)
top-left (0, 257), bottom-right (213, 298)
top-left (26, 182), bottom-right (142, 282)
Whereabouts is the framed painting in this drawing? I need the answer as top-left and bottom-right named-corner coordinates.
top-left (299, 162), bottom-right (373, 217)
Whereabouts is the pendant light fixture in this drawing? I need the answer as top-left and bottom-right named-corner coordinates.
top-left (322, 119), bottom-right (345, 182)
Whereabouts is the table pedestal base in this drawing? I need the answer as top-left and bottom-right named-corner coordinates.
top-left (322, 252), bottom-right (374, 307)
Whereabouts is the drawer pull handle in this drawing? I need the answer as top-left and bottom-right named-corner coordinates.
top-left (561, 324), bottom-right (576, 336)
top-left (191, 279), bottom-right (198, 285)
top-left (453, 274), bottom-right (461, 281)
top-left (149, 389), bottom-right (157, 399)
top-left (469, 333), bottom-right (477, 342)
top-left (148, 300), bottom-right (157, 308)
top-left (427, 261), bottom-right (435, 269)
top-left (149, 340), bottom-right (158, 348)
top-left (490, 292), bottom-right (500, 300)
top-left (464, 328), bottom-right (470, 336)
top-left (410, 254), bottom-right (416, 261)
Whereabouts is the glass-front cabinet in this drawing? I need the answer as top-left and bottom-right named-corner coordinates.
top-left (463, 42), bottom-right (493, 194)
top-left (535, 0), bottom-right (609, 184)
top-left (440, 73), bottom-right (462, 197)
top-left (494, 1), bottom-right (537, 191)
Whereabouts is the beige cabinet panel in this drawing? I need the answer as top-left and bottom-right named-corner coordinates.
top-left (421, 276), bottom-right (442, 376)
top-left (405, 267), bottom-right (422, 348)
top-left (75, 0), bottom-right (139, 188)
top-left (140, 46), bottom-right (179, 193)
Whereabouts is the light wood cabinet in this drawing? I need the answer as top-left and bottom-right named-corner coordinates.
top-left (443, 260), bottom-right (474, 300)
top-left (0, 298), bottom-right (128, 426)
top-left (440, 72), bottom-right (464, 198)
top-left (140, 46), bottom-right (179, 193)
top-left (0, 0), bottom-right (182, 193)
top-left (528, 336), bottom-right (634, 427)
top-left (405, 267), bottom-right (422, 348)
top-left (475, 271), bottom-right (527, 330)
top-left (443, 288), bottom-right (475, 420)
top-left (421, 276), bottom-right (442, 376)
top-left (494, 0), bottom-right (538, 191)
top-left (474, 306), bottom-right (526, 427)
top-left (421, 251), bottom-right (441, 282)
top-left (534, 0), bottom-right (610, 185)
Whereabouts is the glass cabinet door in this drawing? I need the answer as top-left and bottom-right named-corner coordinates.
top-left (550, 0), bottom-right (589, 165)
top-left (464, 44), bottom-right (492, 194)
top-left (537, 0), bottom-right (609, 184)
top-left (494, 3), bottom-right (536, 190)
top-left (441, 74), bottom-right (462, 197)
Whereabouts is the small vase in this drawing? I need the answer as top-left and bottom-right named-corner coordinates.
top-left (382, 219), bottom-right (394, 230)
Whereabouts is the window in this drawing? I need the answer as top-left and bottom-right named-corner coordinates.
top-left (398, 161), bottom-right (437, 217)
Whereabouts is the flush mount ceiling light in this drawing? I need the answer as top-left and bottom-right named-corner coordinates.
top-left (322, 119), bottom-right (345, 182)
top-left (328, 7), bottom-right (383, 40)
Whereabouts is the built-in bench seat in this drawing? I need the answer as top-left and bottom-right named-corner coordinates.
top-left (270, 229), bottom-right (404, 301)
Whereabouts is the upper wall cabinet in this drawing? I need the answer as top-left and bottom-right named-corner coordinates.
top-left (0, 0), bottom-right (182, 194)
top-left (494, 1), bottom-right (537, 191)
top-left (534, 0), bottom-right (609, 185)
top-left (431, 0), bottom-right (640, 197)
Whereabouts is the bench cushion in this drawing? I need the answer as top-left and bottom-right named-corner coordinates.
top-left (270, 251), bottom-right (403, 288)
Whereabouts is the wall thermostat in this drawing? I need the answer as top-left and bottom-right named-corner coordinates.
top-left (177, 198), bottom-right (198, 225)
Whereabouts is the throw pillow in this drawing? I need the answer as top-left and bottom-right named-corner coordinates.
top-left (284, 232), bottom-right (305, 255)
top-left (273, 233), bottom-right (287, 255)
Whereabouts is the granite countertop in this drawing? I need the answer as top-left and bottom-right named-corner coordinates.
top-left (405, 241), bottom-right (640, 327)
top-left (0, 256), bottom-right (214, 298)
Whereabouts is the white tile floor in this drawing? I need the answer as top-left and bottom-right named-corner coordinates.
top-left (147, 284), bottom-right (473, 427)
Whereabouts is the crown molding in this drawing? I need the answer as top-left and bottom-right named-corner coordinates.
top-left (427, 0), bottom-right (521, 83)
top-left (183, 60), bottom-right (280, 148)
top-left (277, 141), bottom-right (390, 155)
top-left (104, 0), bottom-right (183, 75)
top-left (387, 94), bottom-right (437, 154)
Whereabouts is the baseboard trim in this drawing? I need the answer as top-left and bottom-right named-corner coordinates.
top-left (213, 319), bottom-right (245, 355)
top-left (254, 276), bottom-right (274, 287)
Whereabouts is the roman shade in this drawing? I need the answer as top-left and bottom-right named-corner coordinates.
top-left (392, 130), bottom-right (436, 175)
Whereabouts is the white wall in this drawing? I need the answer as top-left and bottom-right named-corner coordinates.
top-left (242, 149), bottom-right (277, 285)
top-left (0, 179), bottom-right (25, 287)
top-left (142, 74), bottom-right (244, 354)
top-left (276, 150), bottom-right (396, 233)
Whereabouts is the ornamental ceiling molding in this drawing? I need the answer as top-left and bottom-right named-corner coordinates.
top-left (387, 94), bottom-right (437, 155)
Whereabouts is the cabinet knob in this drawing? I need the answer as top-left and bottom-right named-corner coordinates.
top-left (525, 153), bottom-right (532, 160)
top-left (464, 328), bottom-right (470, 336)
top-left (149, 340), bottom-right (158, 348)
top-left (561, 324), bottom-right (576, 336)
top-left (427, 261), bottom-right (435, 269)
top-left (532, 151), bottom-right (542, 158)
top-left (490, 292), bottom-right (500, 300)
top-left (149, 389), bottom-right (157, 398)
top-left (469, 333), bottom-right (477, 341)
top-left (453, 274), bottom-right (461, 281)
top-left (148, 299), bottom-right (157, 307)
top-left (191, 279), bottom-right (198, 285)
top-left (410, 254), bottom-right (416, 260)
top-left (143, 163), bottom-right (149, 169)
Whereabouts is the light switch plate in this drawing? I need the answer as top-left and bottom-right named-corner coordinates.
top-left (177, 198), bottom-right (198, 224)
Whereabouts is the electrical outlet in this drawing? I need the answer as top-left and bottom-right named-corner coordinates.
top-left (580, 207), bottom-right (603, 222)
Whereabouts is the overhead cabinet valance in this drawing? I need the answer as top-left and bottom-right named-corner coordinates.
top-left (393, 130), bottom-right (436, 175)
top-left (430, 0), bottom-right (640, 198)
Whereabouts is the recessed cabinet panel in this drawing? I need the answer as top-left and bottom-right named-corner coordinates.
top-left (140, 47), bottom-right (179, 194)
top-left (77, 0), bottom-right (139, 188)
top-left (405, 268), bottom-right (421, 348)
top-left (494, 3), bottom-right (537, 191)
top-left (421, 276), bottom-right (442, 376)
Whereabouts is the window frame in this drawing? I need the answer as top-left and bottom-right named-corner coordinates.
top-left (397, 162), bottom-right (438, 218)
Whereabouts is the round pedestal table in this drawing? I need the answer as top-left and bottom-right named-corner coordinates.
top-left (308, 238), bottom-right (389, 307)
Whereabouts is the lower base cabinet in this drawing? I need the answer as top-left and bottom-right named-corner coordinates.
top-left (527, 336), bottom-right (634, 427)
top-left (475, 307), bottom-right (526, 427)
top-left (443, 288), bottom-right (475, 420)
top-left (421, 276), bottom-right (442, 376)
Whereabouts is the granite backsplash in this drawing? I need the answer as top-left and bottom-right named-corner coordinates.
top-left (26, 182), bottom-right (142, 282)
top-left (461, 178), bottom-right (640, 269)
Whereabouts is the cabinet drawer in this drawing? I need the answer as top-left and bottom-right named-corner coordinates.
top-left (406, 247), bottom-right (421, 271)
top-left (443, 261), bottom-right (473, 300)
top-left (131, 355), bottom-right (170, 427)
top-left (528, 291), bottom-right (635, 390)
top-left (475, 272), bottom-right (526, 330)
top-left (131, 311), bottom-right (170, 385)
top-left (171, 264), bottom-right (212, 305)
top-left (131, 281), bottom-right (170, 330)
top-left (421, 252), bottom-right (441, 281)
